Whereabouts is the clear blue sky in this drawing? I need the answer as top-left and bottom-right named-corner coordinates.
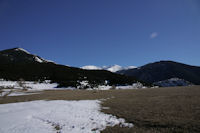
top-left (0, 0), bottom-right (200, 67)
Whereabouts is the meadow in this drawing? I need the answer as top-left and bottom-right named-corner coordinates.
top-left (1, 86), bottom-right (200, 133)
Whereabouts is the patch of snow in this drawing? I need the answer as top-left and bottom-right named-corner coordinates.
top-left (8, 92), bottom-right (40, 96)
top-left (77, 80), bottom-right (90, 89)
top-left (0, 80), bottom-right (58, 90)
top-left (86, 82), bottom-right (145, 90)
top-left (34, 56), bottom-right (44, 63)
top-left (23, 81), bottom-right (58, 90)
top-left (14, 48), bottom-right (55, 64)
top-left (33, 56), bottom-right (55, 64)
top-left (126, 66), bottom-right (137, 69)
top-left (36, 56), bottom-right (56, 64)
top-left (77, 80), bottom-right (112, 90)
top-left (88, 85), bottom-right (112, 90)
top-left (0, 81), bottom-right (18, 88)
top-left (14, 48), bottom-right (30, 54)
top-left (153, 78), bottom-right (193, 87)
top-left (44, 59), bottom-right (55, 63)
top-left (0, 80), bottom-right (76, 97)
top-left (115, 82), bottom-right (145, 89)
top-left (0, 100), bottom-right (133, 133)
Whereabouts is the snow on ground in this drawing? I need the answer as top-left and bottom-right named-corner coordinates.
top-left (78, 80), bottom-right (145, 90)
top-left (116, 82), bottom-right (146, 89)
top-left (0, 80), bottom-right (146, 97)
top-left (0, 80), bottom-right (17, 88)
top-left (86, 85), bottom-right (112, 90)
top-left (0, 80), bottom-right (75, 91)
top-left (153, 78), bottom-right (193, 87)
top-left (23, 81), bottom-right (59, 90)
top-left (0, 90), bottom-right (40, 97)
top-left (95, 85), bottom-right (112, 90)
top-left (0, 100), bottom-right (133, 133)
top-left (0, 80), bottom-right (76, 97)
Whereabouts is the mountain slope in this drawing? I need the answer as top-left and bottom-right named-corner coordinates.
top-left (0, 48), bottom-right (54, 64)
top-left (117, 61), bottom-right (200, 85)
top-left (0, 48), bottom-right (146, 88)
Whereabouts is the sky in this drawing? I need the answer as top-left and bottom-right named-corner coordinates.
top-left (0, 0), bottom-right (200, 67)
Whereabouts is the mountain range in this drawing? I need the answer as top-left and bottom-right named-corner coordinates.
top-left (0, 47), bottom-right (200, 88)
top-left (117, 61), bottom-right (200, 86)
top-left (0, 48), bottom-right (144, 88)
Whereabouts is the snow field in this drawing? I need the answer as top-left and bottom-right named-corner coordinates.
top-left (0, 100), bottom-right (133, 133)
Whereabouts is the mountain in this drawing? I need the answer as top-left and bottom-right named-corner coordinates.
top-left (0, 48), bottom-right (146, 88)
top-left (0, 48), bottom-right (54, 64)
top-left (117, 61), bottom-right (200, 86)
top-left (81, 65), bottom-right (136, 72)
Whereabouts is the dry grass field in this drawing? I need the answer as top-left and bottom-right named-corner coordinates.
top-left (1, 86), bottom-right (200, 133)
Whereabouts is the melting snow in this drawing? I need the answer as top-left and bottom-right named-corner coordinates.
top-left (0, 80), bottom-right (59, 90)
top-left (0, 80), bottom-right (76, 97)
top-left (0, 100), bottom-right (133, 133)
top-left (115, 82), bottom-right (145, 89)
top-left (0, 80), bottom-right (145, 97)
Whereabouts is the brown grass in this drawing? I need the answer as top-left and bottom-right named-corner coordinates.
top-left (102, 86), bottom-right (200, 133)
top-left (0, 86), bottom-right (200, 132)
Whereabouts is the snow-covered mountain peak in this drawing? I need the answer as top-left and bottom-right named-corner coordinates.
top-left (81, 65), bottom-right (137, 72)
top-left (103, 65), bottom-right (123, 72)
top-left (14, 48), bottom-right (30, 54)
top-left (0, 47), bottom-right (55, 64)
top-left (81, 65), bottom-right (102, 70)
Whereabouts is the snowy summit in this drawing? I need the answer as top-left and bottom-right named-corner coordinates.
top-left (1, 48), bottom-right (55, 64)
top-left (81, 65), bottom-right (102, 70)
top-left (14, 48), bottom-right (30, 54)
top-left (81, 65), bottom-right (137, 72)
